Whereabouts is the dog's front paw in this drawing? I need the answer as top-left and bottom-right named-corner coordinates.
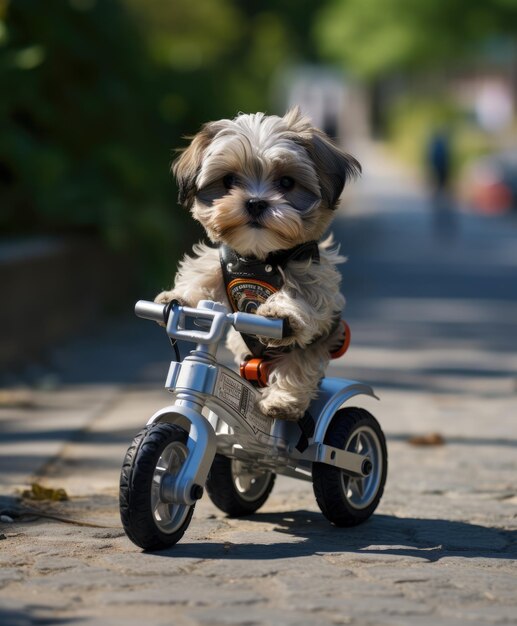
top-left (153, 291), bottom-right (188, 326)
top-left (154, 290), bottom-right (187, 306)
top-left (255, 303), bottom-right (311, 347)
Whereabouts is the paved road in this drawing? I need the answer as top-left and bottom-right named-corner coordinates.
top-left (1, 144), bottom-right (516, 626)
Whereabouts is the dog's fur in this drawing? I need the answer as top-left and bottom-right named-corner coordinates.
top-left (156, 108), bottom-right (360, 420)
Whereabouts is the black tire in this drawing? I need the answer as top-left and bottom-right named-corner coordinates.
top-left (205, 454), bottom-right (275, 517)
top-left (119, 422), bottom-right (195, 550)
top-left (312, 407), bottom-right (387, 527)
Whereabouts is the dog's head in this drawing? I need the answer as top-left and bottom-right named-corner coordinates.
top-left (172, 108), bottom-right (360, 258)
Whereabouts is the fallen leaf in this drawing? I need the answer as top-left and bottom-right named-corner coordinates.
top-left (408, 433), bottom-right (445, 446)
top-left (22, 483), bottom-right (69, 502)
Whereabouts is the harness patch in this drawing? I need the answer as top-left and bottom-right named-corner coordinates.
top-left (226, 278), bottom-right (278, 314)
top-left (219, 241), bottom-right (320, 357)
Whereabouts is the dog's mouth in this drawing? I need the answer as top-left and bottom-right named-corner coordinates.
top-left (248, 220), bottom-right (264, 229)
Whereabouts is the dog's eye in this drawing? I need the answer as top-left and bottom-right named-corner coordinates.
top-left (279, 176), bottom-right (295, 191)
top-left (223, 174), bottom-right (236, 190)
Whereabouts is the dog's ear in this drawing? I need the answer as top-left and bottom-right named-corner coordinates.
top-left (172, 123), bottom-right (217, 207)
top-left (283, 108), bottom-right (361, 209)
top-left (306, 130), bottom-right (361, 209)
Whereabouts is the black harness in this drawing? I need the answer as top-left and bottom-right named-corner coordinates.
top-left (220, 241), bottom-right (320, 357)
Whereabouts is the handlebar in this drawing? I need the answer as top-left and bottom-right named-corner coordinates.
top-left (135, 300), bottom-right (168, 324)
top-left (134, 299), bottom-right (286, 344)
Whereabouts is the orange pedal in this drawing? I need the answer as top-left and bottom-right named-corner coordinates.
top-left (240, 358), bottom-right (271, 387)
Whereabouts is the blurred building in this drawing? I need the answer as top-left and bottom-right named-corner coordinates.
top-left (272, 65), bottom-right (369, 143)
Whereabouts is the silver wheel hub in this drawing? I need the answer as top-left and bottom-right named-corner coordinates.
top-left (341, 426), bottom-right (383, 509)
top-left (151, 441), bottom-right (191, 534)
top-left (231, 460), bottom-right (272, 502)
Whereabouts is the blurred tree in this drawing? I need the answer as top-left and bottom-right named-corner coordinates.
top-left (0, 0), bottom-right (192, 284)
top-left (4, 0), bottom-right (143, 221)
top-left (123, 0), bottom-right (323, 131)
top-left (316, 0), bottom-right (517, 78)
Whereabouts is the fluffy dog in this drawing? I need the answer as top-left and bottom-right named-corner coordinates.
top-left (156, 108), bottom-right (360, 421)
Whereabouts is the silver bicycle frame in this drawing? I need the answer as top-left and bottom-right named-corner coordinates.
top-left (138, 300), bottom-right (377, 503)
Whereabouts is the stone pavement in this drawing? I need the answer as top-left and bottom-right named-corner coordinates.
top-left (1, 143), bottom-right (516, 626)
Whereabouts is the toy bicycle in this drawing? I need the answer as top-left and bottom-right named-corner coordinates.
top-left (119, 299), bottom-right (387, 550)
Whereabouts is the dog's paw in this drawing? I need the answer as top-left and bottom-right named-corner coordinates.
top-left (154, 291), bottom-right (187, 306)
top-left (258, 391), bottom-right (304, 421)
top-left (153, 291), bottom-right (188, 326)
top-left (255, 304), bottom-right (309, 348)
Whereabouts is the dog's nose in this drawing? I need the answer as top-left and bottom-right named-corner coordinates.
top-left (246, 198), bottom-right (269, 217)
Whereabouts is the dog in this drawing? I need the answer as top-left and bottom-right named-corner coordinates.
top-left (156, 108), bottom-right (360, 421)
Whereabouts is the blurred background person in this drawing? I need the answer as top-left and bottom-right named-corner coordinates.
top-left (425, 126), bottom-right (457, 238)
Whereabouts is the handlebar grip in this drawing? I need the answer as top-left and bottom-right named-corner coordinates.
top-left (134, 300), bottom-right (168, 323)
top-left (231, 311), bottom-right (286, 339)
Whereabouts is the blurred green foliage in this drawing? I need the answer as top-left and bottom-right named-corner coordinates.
top-left (123, 0), bottom-right (322, 126)
top-left (316, 0), bottom-right (517, 78)
top-left (0, 0), bottom-right (182, 286)
top-left (0, 0), bottom-right (322, 287)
